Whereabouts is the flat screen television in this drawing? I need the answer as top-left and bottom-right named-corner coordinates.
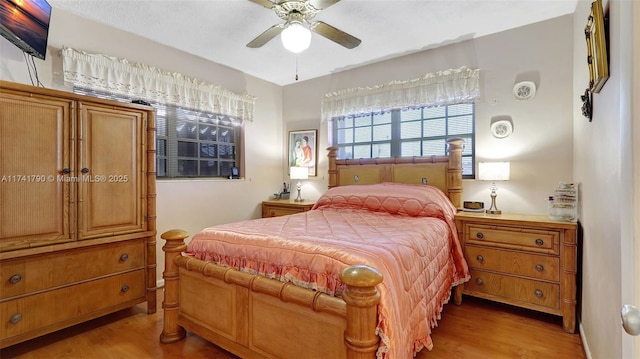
top-left (0, 0), bottom-right (51, 60)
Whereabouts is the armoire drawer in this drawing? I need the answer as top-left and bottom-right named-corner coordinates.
top-left (465, 224), bottom-right (559, 255)
top-left (0, 239), bottom-right (144, 299)
top-left (0, 269), bottom-right (145, 342)
top-left (465, 245), bottom-right (560, 281)
top-left (465, 269), bottom-right (560, 310)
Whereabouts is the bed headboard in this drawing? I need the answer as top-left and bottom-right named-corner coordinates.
top-left (327, 138), bottom-right (464, 209)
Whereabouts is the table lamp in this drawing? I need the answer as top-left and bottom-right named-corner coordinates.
top-left (290, 166), bottom-right (309, 202)
top-left (478, 162), bottom-right (510, 214)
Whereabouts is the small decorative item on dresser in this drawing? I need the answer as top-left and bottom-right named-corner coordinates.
top-left (549, 182), bottom-right (578, 222)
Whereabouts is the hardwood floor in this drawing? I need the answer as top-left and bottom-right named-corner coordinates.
top-left (1, 290), bottom-right (585, 359)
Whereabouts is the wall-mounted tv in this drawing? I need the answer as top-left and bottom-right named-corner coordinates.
top-left (0, 0), bottom-right (52, 60)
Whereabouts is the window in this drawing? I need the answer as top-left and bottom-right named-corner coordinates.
top-left (74, 88), bottom-right (243, 179)
top-left (332, 103), bottom-right (475, 177)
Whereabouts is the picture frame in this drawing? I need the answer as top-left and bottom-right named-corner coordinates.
top-left (288, 129), bottom-right (317, 177)
top-left (585, 0), bottom-right (609, 93)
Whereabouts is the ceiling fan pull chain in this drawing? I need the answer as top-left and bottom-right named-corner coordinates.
top-left (295, 55), bottom-right (299, 81)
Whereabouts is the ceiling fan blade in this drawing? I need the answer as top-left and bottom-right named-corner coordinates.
top-left (308, 0), bottom-right (340, 10)
top-left (248, 0), bottom-right (277, 9)
top-left (247, 24), bottom-right (285, 48)
top-left (310, 21), bottom-right (361, 49)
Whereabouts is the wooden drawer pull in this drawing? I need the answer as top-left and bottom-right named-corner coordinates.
top-left (121, 285), bottom-right (130, 293)
top-left (535, 264), bottom-right (544, 272)
top-left (534, 289), bottom-right (543, 298)
top-left (10, 313), bottom-right (22, 324)
top-left (476, 232), bottom-right (484, 239)
top-left (9, 274), bottom-right (22, 284)
top-left (535, 238), bottom-right (544, 246)
top-left (120, 253), bottom-right (129, 262)
top-left (475, 278), bottom-right (484, 286)
top-left (476, 255), bottom-right (484, 263)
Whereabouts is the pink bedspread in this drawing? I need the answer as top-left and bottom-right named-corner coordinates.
top-left (186, 183), bottom-right (469, 359)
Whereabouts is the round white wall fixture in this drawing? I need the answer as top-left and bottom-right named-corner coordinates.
top-left (491, 119), bottom-right (513, 138)
top-left (513, 81), bottom-right (536, 100)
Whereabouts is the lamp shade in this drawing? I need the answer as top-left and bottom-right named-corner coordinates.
top-left (290, 166), bottom-right (309, 180)
top-left (478, 162), bottom-right (510, 181)
top-left (281, 22), bottom-right (311, 53)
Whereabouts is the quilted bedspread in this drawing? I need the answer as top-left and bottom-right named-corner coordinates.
top-left (186, 183), bottom-right (469, 359)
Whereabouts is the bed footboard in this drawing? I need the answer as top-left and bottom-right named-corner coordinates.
top-left (159, 229), bottom-right (383, 359)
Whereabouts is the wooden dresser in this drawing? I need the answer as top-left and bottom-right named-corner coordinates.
top-left (261, 200), bottom-right (315, 218)
top-left (0, 81), bottom-right (157, 348)
top-left (454, 212), bottom-right (578, 333)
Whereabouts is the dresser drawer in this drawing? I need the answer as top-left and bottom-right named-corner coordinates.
top-left (263, 206), bottom-right (303, 217)
top-left (261, 201), bottom-right (315, 218)
top-left (465, 269), bottom-right (559, 310)
top-left (465, 245), bottom-right (560, 281)
top-left (1, 269), bottom-right (145, 342)
top-left (465, 224), bottom-right (559, 255)
top-left (0, 239), bottom-right (144, 299)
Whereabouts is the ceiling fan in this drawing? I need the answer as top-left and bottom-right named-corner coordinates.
top-left (246, 0), bottom-right (361, 53)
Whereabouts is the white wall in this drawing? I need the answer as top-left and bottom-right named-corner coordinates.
top-left (283, 15), bottom-right (575, 216)
top-left (0, 8), bottom-right (285, 284)
top-left (573, 0), bottom-right (636, 358)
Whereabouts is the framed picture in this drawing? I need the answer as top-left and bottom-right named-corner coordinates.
top-left (585, 0), bottom-right (608, 93)
top-left (288, 129), bottom-right (317, 177)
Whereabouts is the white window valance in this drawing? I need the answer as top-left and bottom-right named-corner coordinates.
top-left (321, 66), bottom-right (480, 121)
top-left (61, 47), bottom-right (256, 121)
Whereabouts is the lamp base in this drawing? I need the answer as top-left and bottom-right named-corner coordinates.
top-left (486, 185), bottom-right (501, 214)
top-left (294, 181), bottom-right (303, 202)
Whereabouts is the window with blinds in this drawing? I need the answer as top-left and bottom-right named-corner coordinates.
top-left (74, 88), bottom-right (243, 179)
top-left (332, 103), bottom-right (475, 178)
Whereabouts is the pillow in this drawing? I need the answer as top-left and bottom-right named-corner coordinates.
top-left (312, 182), bottom-right (456, 219)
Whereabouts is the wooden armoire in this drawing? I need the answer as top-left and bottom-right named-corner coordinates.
top-left (0, 81), bottom-right (156, 348)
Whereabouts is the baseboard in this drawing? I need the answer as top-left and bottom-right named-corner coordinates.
top-left (579, 321), bottom-right (592, 359)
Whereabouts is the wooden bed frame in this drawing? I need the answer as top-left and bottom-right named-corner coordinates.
top-left (160, 138), bottom-right (464, 359)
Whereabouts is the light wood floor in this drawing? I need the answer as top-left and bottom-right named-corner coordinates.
top-left (1, 290), bottom-right (585, 359)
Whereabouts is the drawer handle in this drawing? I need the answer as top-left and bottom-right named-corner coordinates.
top-left (121, 285), bottom-right (130, 293)
top-left (10, 313), bottom-right (22, 324)
top-left (535, 264), bottom-right (544, 272)
top-left (534, 289), bottom-right (543, 298)
top-left (476, 232), bottom-right (484, 239)
top-left (81, 167), bottom-right (90, 174)
top-left (475, 278), bottom-right (484, 286)
top-left (120, 253), bottom-right (129, 262)
top-left (535, 238), bottom-right (544, 246)
top-left (476, 255), bottom-right (484, 263)
top-left (270, 211), bottom-right (275, 216)
top-left (9, 274), bottom-right (22, 284)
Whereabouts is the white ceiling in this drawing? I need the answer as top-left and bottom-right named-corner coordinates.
top-left (48, 0), bottom-right (578, 86)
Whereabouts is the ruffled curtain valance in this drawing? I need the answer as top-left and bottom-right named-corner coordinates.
top-left (321, 66), bottom-right (480, 121)
top-left (61, 47), bottom-right (256, 121)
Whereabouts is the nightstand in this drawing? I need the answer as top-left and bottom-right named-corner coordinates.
top-left (454, 212), bottom-right (578, 333)
top-left (261, 200), bottom-right (315, 218)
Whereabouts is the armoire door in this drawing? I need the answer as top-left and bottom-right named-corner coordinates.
top-left (77, 102), bottom-right (146, 239)
top-left (0, 93), bottom-right (73, 251)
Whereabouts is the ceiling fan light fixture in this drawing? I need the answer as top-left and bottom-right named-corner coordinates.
top-left (281, 21), bottom-right (311, 53)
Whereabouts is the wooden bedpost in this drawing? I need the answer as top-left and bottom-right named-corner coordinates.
top-left (160, 229), bottom-right (188, 344)
top-left (327, 146), bottom-right (338, 188)
top-left (446, 138), bottom-right (464, 210)
top-left (340, 265), bottom-right (383, 359)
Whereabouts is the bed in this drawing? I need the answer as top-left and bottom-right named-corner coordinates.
top-left (160, 138), bottom-right (468, 359)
